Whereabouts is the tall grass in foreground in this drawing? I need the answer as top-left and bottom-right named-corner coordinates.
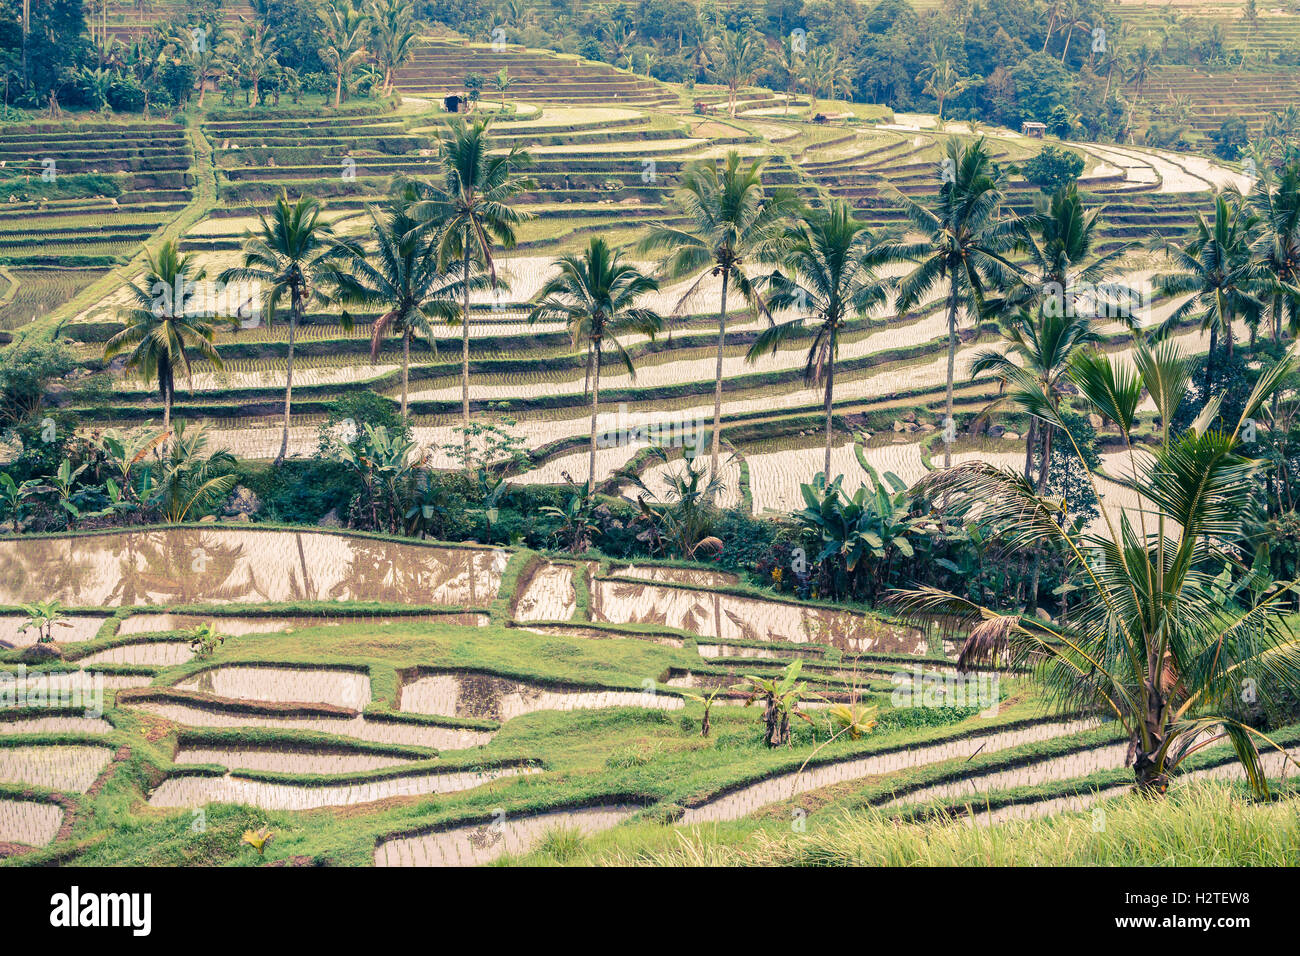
top-left (580, 782), bottom-right (1300, 866)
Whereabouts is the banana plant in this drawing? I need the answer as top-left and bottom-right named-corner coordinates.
top-left (732, 659), bottom-right (815, 747)
top-left (540, 487), bottom-right (601, 554)
top-left (18, 600), bottom-right (71, 643)
top-left (0, 472), bottom-right (41, 533)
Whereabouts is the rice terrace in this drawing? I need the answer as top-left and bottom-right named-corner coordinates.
top-left (2, 0), bottom-right (1300, 902)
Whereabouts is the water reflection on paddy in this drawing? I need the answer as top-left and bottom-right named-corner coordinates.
top-left (0, 529), bottom-right (506, 607)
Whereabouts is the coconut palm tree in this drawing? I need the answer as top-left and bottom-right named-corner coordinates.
top-left (916, 57), bottom-right (971, 122)
top-left (527, 237), bottom-right (663, 494)
top-left (770, 32), bottom-right (805, 116)
top-left (367, 0), bottom-right (417, 95)
top-left (105, 240), bottom-right (226, 445)
top-left (708, 28), bottom-right (763, 117)
top-left (892, 342), bottom-right (1300, 794)
top-left (1156, 192), bottom-right (1264, 392)
top-left (219, 192), bottom-right (345, 464)
top-left (318, 0), bottom-right (370, 107)
top-left (881, 136), bottom-right (1023, 468)
top-left (331, 193), bottom-right (485, 419)
top-left (639, 150), bottom-right (802, 482)
top-left (969, 307), bottom-right (1101, 609)
top-left (232, 19), bottom-right (276, 108)
top-left (1245, 160), bottom-right (1300, 344)
top-left (746, 201), bottom-right (891, 479)
top-left (405, 117), bottom-right (534, 456)
top-left (493, 67), bottom-right (514, 108)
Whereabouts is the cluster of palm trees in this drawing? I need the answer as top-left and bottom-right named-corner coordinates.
top-left (87, 0), bottom-right (421, 113)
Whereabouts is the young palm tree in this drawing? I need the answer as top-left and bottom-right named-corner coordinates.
top-left (527, 237), bottom-right (663, 494)
top-left (318, 0), bottom-right (370, 107)
top-left (916, 58), bottom-right (970, 122)
top-left (640, 150), bottom-right (801, 482)
top-left (746, 201), bottom-right (891, 479)
top-left (708, 29), bottom-right (763, 117)
top-left (105, 240), bottom-right (226, 444)
top-left (494, 67), bottom-right (514, 108)
top-left (332, 194), bottom-right (484, 419)
top-left (1245, 160), bottom-right (1300, 344)
top-left (1156, 192), bottom-right (1264, 391)
top-left (770, 32), bottom-right (805, 116)
top-left (882, 136), bottom-right (1023, 467)
top-left (367, 0), bottom-right (417, 95)
top-left (406, 117), bottom-right (534, 455)
top-left (233, 20), bottom-right (276, 108)
top-left (219, 192), bottom-right (344, 464)
top-left (969, 307), bottom-right (1101, 609)
top-left (892, 342), bottom-right (1300, 794)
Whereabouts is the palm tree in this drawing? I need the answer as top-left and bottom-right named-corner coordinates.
top-left (407, 117), bottom-right (534, 455)
top-left (770, 32), bottom-right (804, 115)
top-left (639, 150), bottom-right (801, 482)
top-left (1058, 0), bottom-right (1092, 63)
top-left (805, 45), bottom-right (853, 115)
top-left (708, 29), bottom-right (763, 117)
top-left (527, 238), bottom-right (663, 494)
top-left (916, 58), bottom-right (971, 122)
top-left (494, 67), bottom-right (514, 108)
top-left (367, 0), bottom-right (417, 95)
top-left (882, 136), bottom-right (1023, 468)
top-left (319, 0), bottom-right (370, 107)
top-left (1156, 193), bottom-right (1264, 392)
top-left (105, 240), bottom-right (226, 445)
top-left (1245, 160), bottom-right (1300, 344)
top-left (892, 342), bottom-right (1300, 794)
top-left (332, 194), bottom-right (483, 419)
top-left (746, 201), bottom-right (891, 479)
top-left (233, 19), bottom-right (276, 108)
top-left (219, 192), bottom-right (345, 465)
top-left (1042, 0), bottom-right (1067, 52)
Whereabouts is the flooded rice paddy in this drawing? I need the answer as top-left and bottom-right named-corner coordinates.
top-left (148, 765), bottom-right (538, 811)
top-left (512, 562), bottom-right (576, 622)
top-left (0, 799), bottom-right (63, 847)
top-left (399, 671), bottom-right (683, 722)
top-left (0, 529), bottom-right (506, 607)
top-left (0, 744), bottom-right (114, 792)
top-left (175, 665), bottom-right (372, 711)
top-left (374, 804), bottom-right (640, 866)
top-left (591, 579), bottom-right (928, 654)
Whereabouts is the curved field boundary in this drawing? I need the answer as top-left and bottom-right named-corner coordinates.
top-left (0, 744), bottom-right (116, 793)
top-left (398, 671), bottom-right (684, 722)
top-left (148, 765), bottom-right (539, 811)
top-left (375, 803), bottom-right (641, 867)
top-left (174, 664), bottom-right (372, 711)
top-left (0, 798), bottom-right (63, 849)
top-left (677, 718), bottom-right (1101, 825)
top-left (121, 694), bottom-right (493, 751)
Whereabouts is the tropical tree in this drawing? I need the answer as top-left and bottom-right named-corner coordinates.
top-left (805, 44), bottom-right (852, 114)
top-left (639, 150), bottom-right (801, 483)
top-left (1245, 160), bottom-right (1300, 344)
top-left (105, 239), bottom-right (226, 444)
top-left (332, 193), bottom-right (483, 419)
top-left (1156, 192), bottom-right (1264, 391)
top-left (891, 342), bottom-right (1300, 794)
top-left (318, 0), bottom-right (370, 107)
top-left (233, 19), bottom-right (276, 108)
top-left (367, 0), bottom-right (417, 95)
top-left (708, 29), bottom-right (763, 117)
top-left (527, 237), bottom-right (663, 493)
top-left (493, 67), bottom-right (513, 108)
top-left (746, 201), bottom-right (891, 478)
top-left (882, 136), bottom-right (1022, 467)
top-left (17, 600), bottom-right (70, 643)
top-left (155, 422), bottom-right (238, 523)
top-left (406, 117), bottom-right (534, 458)
top-left (916, 57), bottom-right (971, 122)
top-left (621, 446), bottom-right (727, 559)
top-left (732, 658), bottom-right (815, 747)
top-left (219, 192), bottom-right (345, 464)
top-left (770, 32), bottom-right (805, 116)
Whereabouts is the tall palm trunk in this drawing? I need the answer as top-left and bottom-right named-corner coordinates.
top-left (278, 289), bottom-right (299, 465)
top-left (710, 268), bottom-right (729, 483)
top-left (823, 342), bottom-right (835, 479)
top-left (160, 364), bottom-right (173, 455)
top-left (334, 70), bottom-right (343, 108)
top-left (461, 233), bottom-right (472, 464)
top-left (1204, 322), bottom-right (1218, 394)
top-left (1027, 423), bottom-right (1054, 610)
top-left (588, 338), bottom-right (602, 496)
top-left (1023, 416), bottom-right (1037, 482)
top-left (943, 280), bottom-right (959, 469)
top-left (400, 327), bottom-right (410, 419)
